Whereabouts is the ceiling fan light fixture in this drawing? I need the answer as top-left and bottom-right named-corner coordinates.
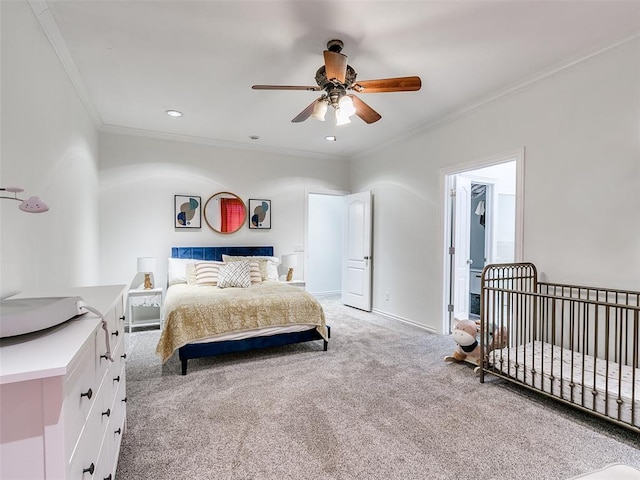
top-left (310, 99), bottom-right (328, 121)
top-left (338, 95), bottom-right (356, 117)
top-left (335, 108), bottom-right (351, 126)
top-left (254, 40), bottom-right (420, 126)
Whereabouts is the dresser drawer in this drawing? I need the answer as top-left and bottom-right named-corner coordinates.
top-left (67, 377), bottom-right (107, 478)
top-left (64, 337), bottom-right (98, 460)
top-left (103, 297), bottom-right (125, 342)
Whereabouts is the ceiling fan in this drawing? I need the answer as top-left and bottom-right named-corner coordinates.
top-left (252, 39), bottom-right (422, 125)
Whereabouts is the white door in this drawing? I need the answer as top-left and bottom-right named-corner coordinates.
top-left (453, 176), bottom-right (472, 322)
top-left (342, 191), bottom-right (372, 311)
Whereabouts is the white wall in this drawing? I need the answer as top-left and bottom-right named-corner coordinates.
top-left (350, 40), bottom-right (640, 333)
top-left (0, 1), bottom-right (100, 299)
top-left (98, 132), bottom-right (349, 287)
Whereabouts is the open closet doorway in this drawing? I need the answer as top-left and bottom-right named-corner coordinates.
top-left (441, 149), bottom-right (524, 334)
top-left (305, 190), bottom-right (346, 296)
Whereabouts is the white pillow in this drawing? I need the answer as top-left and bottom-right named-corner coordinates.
top-left (222, 255), bottom-right (280, 281)
top-left (167, 258), bottom-right (196, 286)
top-left (217, 261), bottom-right (251, 288)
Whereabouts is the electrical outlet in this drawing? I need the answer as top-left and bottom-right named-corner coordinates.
top-left (385, 291), bottom-right (390, 301)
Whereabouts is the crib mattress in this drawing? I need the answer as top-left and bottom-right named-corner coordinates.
top-left (487, 340), bottom-right (639, 427)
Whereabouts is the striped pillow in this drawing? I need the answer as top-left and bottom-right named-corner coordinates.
top-left (217, 261), bottom-right (251, 288)
top-left (248, 261), bottom-right (262, 284)
top-left (194, 261), bottom-right (225, 286)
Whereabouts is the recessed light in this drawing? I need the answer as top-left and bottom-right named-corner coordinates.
top-left (165, 110), bottom-right (183, 117)
top-left (249, 135), bottom-right (260, 140)
top-left (325, 135), bottom-right (337, 142)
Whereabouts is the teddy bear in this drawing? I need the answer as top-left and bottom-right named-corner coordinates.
top-left (444, 318), bottom-right (509, 368)
top-left (444, 319), bottom-right (481, 365)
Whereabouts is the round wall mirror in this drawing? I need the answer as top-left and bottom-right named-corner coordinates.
top-left (204, 192), bottom-right (247, 234)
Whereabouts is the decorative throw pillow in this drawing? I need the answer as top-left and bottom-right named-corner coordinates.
top-left (248, 261), bottom-right (262, 284)
top-left (222, 255), bottom-right (281, 281)
top-left (194, 261), bottom-right (225, 286)
top-left (217, 261), bottom-right (251, 288)
top-left (185, 263), bottom-right (197, 285)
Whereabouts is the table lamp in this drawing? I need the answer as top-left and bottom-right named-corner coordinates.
top-left (281, 253), bottom-right (298, 282)
top-left (137, 257), bottom-right (157, 289)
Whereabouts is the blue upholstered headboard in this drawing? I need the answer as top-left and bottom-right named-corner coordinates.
top-left (171, 246), bottom-right (274, 261)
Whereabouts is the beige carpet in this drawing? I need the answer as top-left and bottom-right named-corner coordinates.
top-left (116, 296), bottom-right (639, 480)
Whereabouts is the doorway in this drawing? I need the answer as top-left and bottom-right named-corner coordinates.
top-left (305, 190), bottom-right (346, 296)
top-left (441, 149), bottom-right (524, 333)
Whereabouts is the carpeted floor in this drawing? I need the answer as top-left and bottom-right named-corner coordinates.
top-left (116, 296), bottom-right (639, 480)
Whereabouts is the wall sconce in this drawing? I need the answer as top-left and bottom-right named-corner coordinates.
top-left (281, 253), bottom-right (298, 282)
top-left (0, 186), bottom-right (49, 213)
top-left (137, 257), bottom-right (157, 289)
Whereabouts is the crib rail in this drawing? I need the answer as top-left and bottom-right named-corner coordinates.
top-left (479, 263), bottom-right (640, 432)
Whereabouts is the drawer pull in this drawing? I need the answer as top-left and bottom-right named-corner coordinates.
top-left (113, 375), bottom-right (121, 383)
top-left (111, 330), bottom-right (119, 337)
top-left (121, 353), bottom-right (127, 360)
top-left (80, 388), bottom-right (93, 400)
top-left (104, 475), bottom-right (113, 480)
top-left (114, 427), bottom-right (122, 435)
top-left (82, 463), bottom-right (95, 475)
top-left (102, 408), bottom-right (111, 418)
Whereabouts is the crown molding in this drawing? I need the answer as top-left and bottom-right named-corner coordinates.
top-left (99, 124), bottom-right (349, 162)
top-left (28, 0), bottom-right (103, 128)
top-left (352, 32), bottom-right (640, 161)
top-left (28, 0), bottom-right (638, 163)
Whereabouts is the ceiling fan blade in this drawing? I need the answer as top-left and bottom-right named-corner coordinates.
top-left (349, 95), bottom-right (382, 124)
top-left (291, 100), bottom-right (319, 123)
top-left (252, 85), bottom-right (320, 91)
top-left (323, 50), bottom-right (348, 83)
top-left (351, 76), bottom-right (422, 93)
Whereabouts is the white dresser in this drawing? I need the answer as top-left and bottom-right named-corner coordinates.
top-left (0, 285), bottom-right (127, 480)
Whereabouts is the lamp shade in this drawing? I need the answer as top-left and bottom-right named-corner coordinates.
top-left (137, 257), bottom-right (157, 273)
top-left (310, 99), bottom-right (328, 121)
top-left (281, 253), bottom-right (298, 269)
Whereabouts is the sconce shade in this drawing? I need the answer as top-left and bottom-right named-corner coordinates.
top-left (18, 196), bottom-right (49, 213)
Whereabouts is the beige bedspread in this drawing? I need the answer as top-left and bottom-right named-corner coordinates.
top-left (156, 282), bottom-right (327, 362)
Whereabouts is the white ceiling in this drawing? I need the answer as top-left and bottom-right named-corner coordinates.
top-left (42, 1), bottom-right (640, 160)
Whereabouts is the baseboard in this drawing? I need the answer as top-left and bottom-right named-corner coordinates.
top-left (310, 290), bottom-right (341, 298)
top-left (372, 308), bottom-right (437, 334)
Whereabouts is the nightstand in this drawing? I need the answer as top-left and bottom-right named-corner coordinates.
top-left (284, 280), bottom-right (306, 289)
top-left (127, 287), bottom-right (163, 331)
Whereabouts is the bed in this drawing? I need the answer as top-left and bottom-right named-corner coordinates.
top-left (156, 246), bottom-right (330, 374)
top-left (479, 263), bottom-right (639, 432)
